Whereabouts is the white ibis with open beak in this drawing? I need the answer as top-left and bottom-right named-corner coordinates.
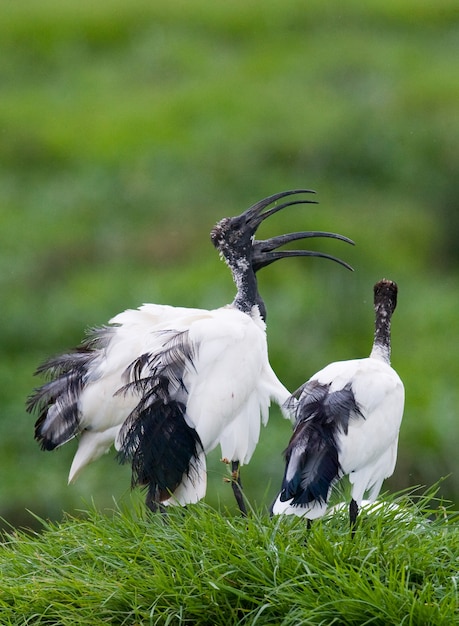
top-left (28, 190), bottom-right (354, 513)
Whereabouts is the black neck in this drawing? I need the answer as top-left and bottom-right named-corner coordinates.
top-left (370, 302), bottom-right (392, 363)
top-left (231, 259), bottom-right (265, 319)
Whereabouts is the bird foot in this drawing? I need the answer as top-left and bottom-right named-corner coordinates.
top-left (221, 459), bottom-right (241, 483)
top-left (222, 458), bottom-right (233, 483)
top-left (145, 496), bottom-right (167, 516)
top-left (221, 459), bottom-right (247, 516)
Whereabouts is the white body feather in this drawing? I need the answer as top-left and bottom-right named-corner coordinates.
top-left (68, 303), bottom-right (291, 506)
top-left (317, 358), bottom-right (404, 495)
top-left (272, 355), bottom-right (404, 518)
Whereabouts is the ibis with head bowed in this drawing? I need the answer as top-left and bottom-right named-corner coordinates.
top-left (272, 279), bottom-right (404, 529)
top-left (27, 190), bottom-right (354, 513)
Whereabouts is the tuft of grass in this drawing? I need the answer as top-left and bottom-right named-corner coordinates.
top-left (0, 486), bottom-right (458, 625)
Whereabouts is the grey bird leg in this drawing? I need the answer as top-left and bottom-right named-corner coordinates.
top-left (145, 492), bottom-right (167, 516)
top-left (231, 461), bottom-right (248, 516)
top-left (349, 498), bottom-right (359, 535)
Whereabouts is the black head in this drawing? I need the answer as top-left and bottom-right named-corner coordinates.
top-left (210, 189), bottom-right (316, 262)
top-left (374, 279), bottom-right (398, 316)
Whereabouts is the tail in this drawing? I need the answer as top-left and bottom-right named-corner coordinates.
top-left (27, 349), bottom-right (99, 450)
top-left (279, 421), bottom-right (340, 507)
top-left (27, 328), bottom-right (113, 450)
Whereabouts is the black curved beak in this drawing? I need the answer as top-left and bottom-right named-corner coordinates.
top-left (252, 231), bottom-right (355, 272)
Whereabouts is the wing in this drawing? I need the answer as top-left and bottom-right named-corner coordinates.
top-left (312, 357), bottom-right (405, 504)
top-left (27, 303), bottom-right (210, 480)
top-left (278, 380), bottom-right (361, 508)
top-left (115, 307), bottom-right (288, 504)
top-left (115, 325), bottom-right (206, 504)
top-left (185, 308), bottom-right (289, 462)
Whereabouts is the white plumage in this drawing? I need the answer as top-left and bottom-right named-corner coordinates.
top-left (119, 304), bottom-right (291, 507)
top-left (272, 279), bottom-right (404, 527)
top-left (28, 190), bottom-right (353, 512)
top-left (73, 303), bottom-right (291, 506)
top-left (67, 303), bottom-right (209, 484)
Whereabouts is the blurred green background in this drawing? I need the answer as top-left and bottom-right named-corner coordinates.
top-left (1, 0), bottom-right (458, 527)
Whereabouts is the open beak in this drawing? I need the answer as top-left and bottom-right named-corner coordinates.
top-left (211, 189), bottom-right (354, 272)
top-left (252, 231), bottom-right (355, 272)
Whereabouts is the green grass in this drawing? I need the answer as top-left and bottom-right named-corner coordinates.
top-left (1, 487), bottom-right (458, 625)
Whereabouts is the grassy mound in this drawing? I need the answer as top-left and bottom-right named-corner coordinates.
top-left (1, 487), bottom-right (457, 624)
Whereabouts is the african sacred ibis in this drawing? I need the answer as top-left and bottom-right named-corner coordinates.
top-left (27, 190), bottom-right (354, 513)
top-left (271, 279), bottom-right (404, 529)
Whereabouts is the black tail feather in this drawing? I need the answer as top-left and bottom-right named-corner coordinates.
top-left (117, 377), bottom-right (203, 503)
top-left (27, 326), bottom-right (113, 450)
top-left (279, 381), bottom-right (361, 507)
top-left (28, 368), bottom-right (87, 450)
top-left (280, 428), bottom-right (340, 506)
top-left (116, 328), bottom-right (203, 504)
